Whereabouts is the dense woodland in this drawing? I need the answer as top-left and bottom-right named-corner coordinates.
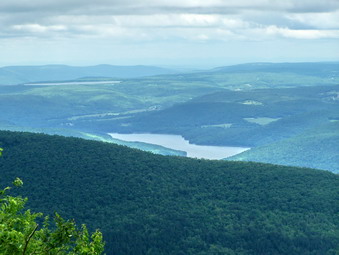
top-left (0, 131), bottom-right (338, 254)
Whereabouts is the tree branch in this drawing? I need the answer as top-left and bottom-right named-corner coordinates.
top-left (22, 224), bottom-right (39, 255)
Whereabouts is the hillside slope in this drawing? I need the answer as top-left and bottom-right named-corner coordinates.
top-left (228, 121), bottom-right (339, 173)
top-left (0, 131), bottom-right (338, 254)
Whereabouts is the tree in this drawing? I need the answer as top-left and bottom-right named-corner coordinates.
top-left (0, 175), bottom-right (105, 254)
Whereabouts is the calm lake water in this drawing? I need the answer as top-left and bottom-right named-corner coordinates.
top-left (108, 133), bottom-right (250, 160)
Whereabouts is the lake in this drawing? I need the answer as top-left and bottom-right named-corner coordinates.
top-left (108, 133), bottom-right (250, 160)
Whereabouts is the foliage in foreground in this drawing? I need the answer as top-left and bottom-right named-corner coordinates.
top-left (0, 176), bottom-right (105, 255)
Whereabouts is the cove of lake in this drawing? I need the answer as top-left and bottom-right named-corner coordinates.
top-left (108, 133), bottom-right (250, 160)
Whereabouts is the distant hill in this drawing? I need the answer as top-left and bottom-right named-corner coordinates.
top-left (101, 85), bottom-right (338, 172)
top-left (116, 85), bottom-right (338, 146)
top-left (179, 61), bottom-right (339, 90)
top-left (0, 64), bottom-right (176, 85)
top-left (0, 62), bottom-right (338, 174)
top-left (228, 121), bottom-right (339, 173)
top-left (212, 62), bottom-right (339, 76)
top-left (0, 131), bottom-right (338, 254)
top-left (1, 61), bottom-right (338, 87)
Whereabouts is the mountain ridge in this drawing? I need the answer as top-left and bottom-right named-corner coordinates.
top-left (0, 130), bottom-right (338, 254)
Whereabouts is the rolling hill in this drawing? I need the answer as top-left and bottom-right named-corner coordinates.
top-left (0, 62), bottom-right (338, 173)
top-left (0, 131), bottom-right (338, 254)
top-left (228, 121), bottom-right (339, 173)
top-left (157, 62), bottom-right (339, 90)
top-left (111, 85), bottom-right (339, 145)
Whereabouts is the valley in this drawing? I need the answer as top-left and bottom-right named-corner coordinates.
top-left (0, 62), bottom-right (338, 172)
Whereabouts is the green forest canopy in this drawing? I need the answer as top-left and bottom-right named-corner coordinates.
top-left (0, 162), bottom-right (105, 255)
top-left (0, 131), bottom-right (338, 254)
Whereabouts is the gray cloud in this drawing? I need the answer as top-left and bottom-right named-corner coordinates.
top-left (0, 0), bottom-right (339, 42)
top-left (1, 0), bottom-right (339, 15)
top-left (285, 0), bottom-right (339, 13)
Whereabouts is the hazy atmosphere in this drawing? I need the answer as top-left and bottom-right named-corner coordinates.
top-left (1, 0), bottom-right (339, 67)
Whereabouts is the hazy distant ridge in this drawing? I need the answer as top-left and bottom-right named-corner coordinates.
top-left (0, 64), bottom-right (176, 85)
top-left (211, 62), bottom-right (339, 76)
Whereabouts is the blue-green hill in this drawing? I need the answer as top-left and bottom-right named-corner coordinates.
top-left (0, 62), bottom-right (338, 174)
top-left (117, 85), bottom-right (338, 146)
top-left (228, 121), bottom-right (339, 173)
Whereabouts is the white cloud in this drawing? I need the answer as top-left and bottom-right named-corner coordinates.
top-left (4, 11), bottom-right (339, 42)
top-left (0, 0), bottom-right (338, 66)
top-left (12, 24), bottom-right (67, 33)
top-left (1, 0), bottom-right (338, 36)
top-left (111, 14), bottom-right (249, 29)
top-left (261, 25), bottom-right (339, 39)
top-left (286, 11), bottom-right (339, 29)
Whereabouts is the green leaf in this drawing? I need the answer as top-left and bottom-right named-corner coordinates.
top-left (13, 178), bottom-right (23, 188)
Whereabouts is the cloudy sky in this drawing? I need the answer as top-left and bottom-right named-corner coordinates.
top-left (1, 0), bottom-right (339, 67)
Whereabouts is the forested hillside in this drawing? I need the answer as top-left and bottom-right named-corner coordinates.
top-left (229, 121), bottom-right (339, 173)
top-left (0, 131), bottom-right (338, 254)
top-left (116, 85), bottom-right (338, 146)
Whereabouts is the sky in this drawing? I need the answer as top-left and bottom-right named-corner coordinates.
top-left (0, 0), bottom-right (339, 68)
